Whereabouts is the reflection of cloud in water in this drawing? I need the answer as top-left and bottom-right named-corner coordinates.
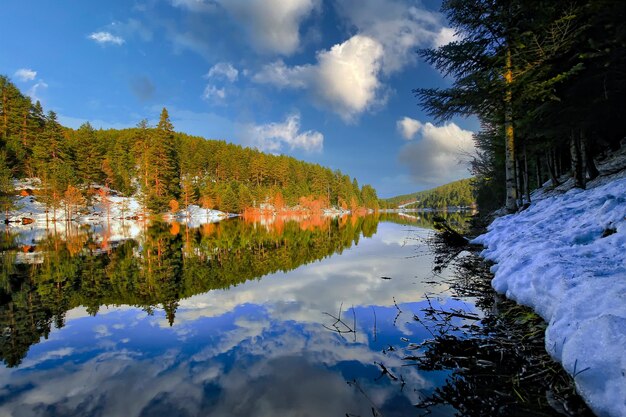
top-left (172, 223), bottom-right (448, 327)
top-left (0, 304), bottom-right (429, 416)
top-left (209, 357), bottom-right (372, 417)
top-left (0, 222), bottom-right (445, 416)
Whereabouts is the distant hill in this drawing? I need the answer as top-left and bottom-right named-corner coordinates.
top-left (384, 178), bottom-right (475, 209)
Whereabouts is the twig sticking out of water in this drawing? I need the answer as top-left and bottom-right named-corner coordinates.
top-left (392, 297), bottom-right (402, 326)
top-left (374, 362), bottom-right (399, 381)
top-left (322, 302), bottom-right (357, 342)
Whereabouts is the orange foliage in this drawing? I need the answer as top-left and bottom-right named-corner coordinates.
top-left (201, 223), bottom-right (216, 236)
top-left (101, 159), bottom-right (115, 186)
top-left (273, 216), bottom-right (285, 236)
top-left (298, 195), bottom-right (326, 213)
top-left (170, 222), bottom-right (180, 235)
top-left (169, 199), bottom-right (180, 213)
top-left (339, 214), bottom-right (349, 227)
top-left (350, 196), bottom-right (359, 213)
top-left (338, 197), bottom-right (348, 211)
top-left (200, 195), bottom-right (214, 209)
top-left (273, 192), bottom-right (285, 212)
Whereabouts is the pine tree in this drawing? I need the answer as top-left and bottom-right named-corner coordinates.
top-left (415, 0), bottom-right (526, 212)
top-left (145, 108), bottom-right (180, 212)
top-left (74, 122), bottom-right (104, 186)
top-left (32, 111), bottom-right (75, 216)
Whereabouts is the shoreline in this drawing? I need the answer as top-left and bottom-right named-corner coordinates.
top-left (472, 149), bottom-right (626, 417)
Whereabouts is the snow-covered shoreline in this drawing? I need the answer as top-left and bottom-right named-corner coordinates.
top-left (3, 180), bottom-right (231, 246)
top-left (473, 158), bottom-right (626, 416)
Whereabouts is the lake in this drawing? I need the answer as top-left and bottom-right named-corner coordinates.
top-left (0, 212), bottom-right (574, 417)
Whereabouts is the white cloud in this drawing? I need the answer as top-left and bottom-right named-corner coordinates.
top-left (14, 68), bottom-right (37, 82)
top-left (433, 27), bottom-right (459, 47)
top-left (89, 31), bottom-right (125, 45)
top-left (253, 35), bottom-right (384, 122)
top-left (334, 0), bottom-right (450, 74)
top-left (313, 35), bottom-right (384, 121)
top-left (202, 84), bottom-right (226, 100)
top-left (398, 121), bottom-right (475, 186)
top-left (206, 62), bottom-right (238, 82)
top-left (218, 0), bottom-right (320, 55)
top-left (27, 81), bottom-right (48, 102)
top-left (252, 60), bottom-right (309, 89)
top-left (396, 116), bottom-right (422, 140)
top-left (241, 113), bottom-right (323, 153)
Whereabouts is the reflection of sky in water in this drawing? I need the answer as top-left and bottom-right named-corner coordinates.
top-left (0, 222), bottom-right (476, 417)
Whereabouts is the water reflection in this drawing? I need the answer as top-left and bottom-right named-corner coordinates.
top-left (0, 212), bottom-right (472, 416)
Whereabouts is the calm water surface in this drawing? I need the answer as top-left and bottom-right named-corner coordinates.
top-left (0, 213), bottom-right (475, 417)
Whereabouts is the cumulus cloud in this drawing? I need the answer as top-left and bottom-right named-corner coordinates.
top-left (206, 62), bottom-right (238, 82)
top-left (253, 35), bottom-right (384, 122)
top-left (398, 121), bottom-right (475, 186)
top-left (313, 35), bottom-right (384, 121)
top-left (334, 0), bottom-right (451, 74)
top-left (241, 113), bottom-right (323, 153)
top-left (396, 116), bottom-right (422, 140)
top-left (89, 31), bottom-right (125, 45)
top-left (218, 0), bottom-right (320, 55)
top-left (251, 0), bottom-right (453, 121)
top-left (14, 68), bottom-right (37, 82)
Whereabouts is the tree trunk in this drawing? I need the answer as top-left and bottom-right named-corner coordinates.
top-left (504, 47), bottom-right (517, 212)
top-left (547, 150), bottom-right (560, 186)
top-left (570, 130), bottom-right (586, 189)
top-left (2, 89), bottom-right (7, 139)
top-left (523, 143), bottom-right (530, 203)
top-left (582, 132), bottom-right (600, 180)
top-left (515, 157), bottom-right (523, 206)
top-left (535, 154), bottom-right (543, 189)
top-left (22, 111), bottom-right (28, 146)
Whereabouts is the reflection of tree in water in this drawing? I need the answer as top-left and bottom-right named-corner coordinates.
top-left (0, 215), bottom-right (377, 367)
top-left (407, 236), bottom-right (593, 416)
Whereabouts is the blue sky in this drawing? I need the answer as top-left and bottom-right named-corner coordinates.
top-left (0, 0), bottom-right (478, 197)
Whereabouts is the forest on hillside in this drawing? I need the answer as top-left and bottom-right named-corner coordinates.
top-left (0, 78), bottom-right (379, 215)
top-left (416, 0), bottom-right (625, 212)
top-left (385, 178), bottom-right (474, 209)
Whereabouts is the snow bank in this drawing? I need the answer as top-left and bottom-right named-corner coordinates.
top-left (473, 177), bottom-right (626, 417)
top-left (5, 183), bottom-right (231, 246)
top-left (168, 205), bottom-right (230, 228)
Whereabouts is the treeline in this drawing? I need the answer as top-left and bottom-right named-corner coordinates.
top-left (0, 216), bottom-right (377, 366)
top-left (0, 77), bottom-right (379, 214)
top-left (385, 178), bottom-right (474, 209)
top-left (416, 0), bottom-right (625, 212)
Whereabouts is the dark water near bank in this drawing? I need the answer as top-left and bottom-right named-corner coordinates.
top-left (0, 212), bottom-right (584, 417)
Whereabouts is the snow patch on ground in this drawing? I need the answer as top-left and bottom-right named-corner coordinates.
top-left (166, 205), bottom-right (230, 228)
top-left (4, 183), bottom-right (231, 246)
top-left (473, 166), bottom-right (626, 416)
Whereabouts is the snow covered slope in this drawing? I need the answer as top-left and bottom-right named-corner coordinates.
top-left (473, 171), bottom-right (626, 416)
